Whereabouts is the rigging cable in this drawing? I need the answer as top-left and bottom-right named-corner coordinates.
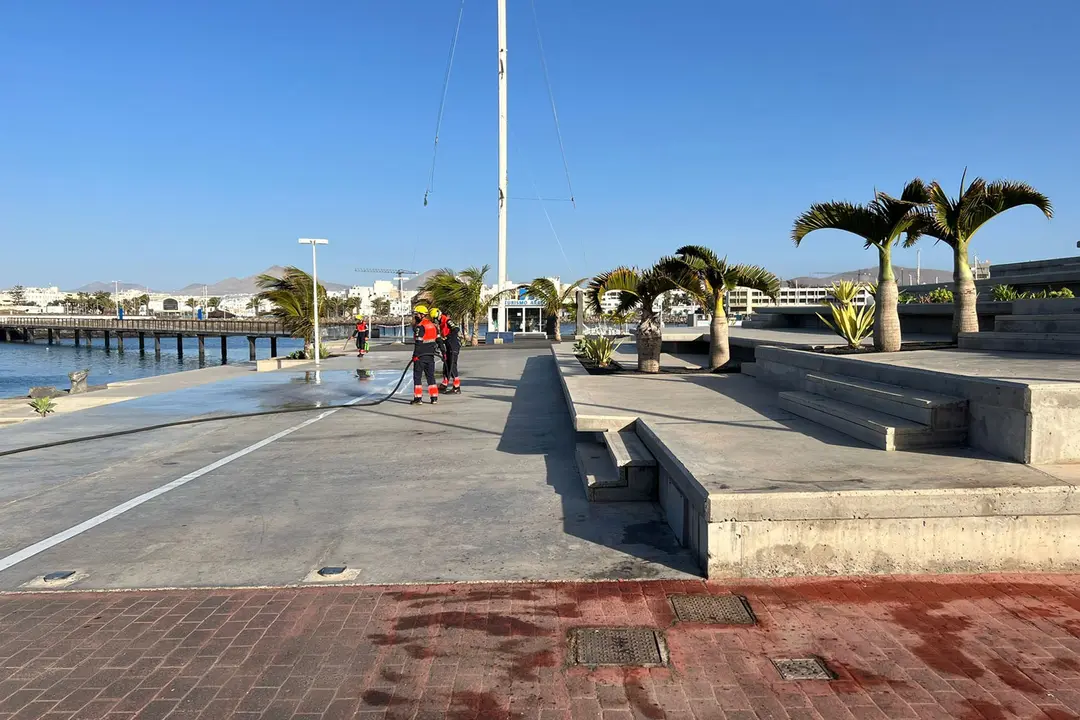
top-left (423, 0), bottom-right (467, 207)
top-left (511, 128), bottom-right (573, 273)
top-left (530, 0), bottom-right (576, 209)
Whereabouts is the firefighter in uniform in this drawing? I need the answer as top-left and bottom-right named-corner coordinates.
top-left (411, 305), bottom-right (441, 405)
top-left (437, 309), bottom-right (462, 394)
top-left (354, 314), bottom-right (369, 357)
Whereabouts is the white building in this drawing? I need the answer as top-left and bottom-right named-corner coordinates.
top-left (727, 285), bottom-right (873, 314)
top-left (0, 286), bottom-right (66, 307)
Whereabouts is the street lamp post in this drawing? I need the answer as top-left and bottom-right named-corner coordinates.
top-left (298, 238), bottom-right (329, 365)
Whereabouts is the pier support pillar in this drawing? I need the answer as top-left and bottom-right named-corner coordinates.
top-left (103, 330), bottom-right (110, 350)
top-left (73, 329), bottom-right (80, 346)
top-left (154, 334), bottom-right (161, 358)
top-left (197, 335), bottom-right (206, 363)
top-left (0, 329), bottom-right (6, 343)
top-left (117, 333), bottom-right (124, 352)
top-left (47, 329), bottom-right (54, 345)
top-left (23, 328), bottom-right (31, 343)
top-left (248, 336), bottom-right (257, 361)
top-left (270, 336), bottom-right (278, 358)
top-left (177, 334), bottom-right (184, 357)
top-left (138, 332), bottom-right (145, 352)
top-left (220, 335), bottom-right (228, 363)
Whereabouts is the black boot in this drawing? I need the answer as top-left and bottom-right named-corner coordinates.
top-left (410, 397), bottom-right (423, 405)
top-left (452, 386), bottom-right (461, 394)
top-left (430, 395), bottom-right (439, 405)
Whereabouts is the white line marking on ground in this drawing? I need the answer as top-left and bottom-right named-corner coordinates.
top-left (0, 398), bottom-right (364, 574)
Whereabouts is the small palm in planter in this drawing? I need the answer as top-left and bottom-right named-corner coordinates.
top-left (29, 397), bottom-right (57, 418)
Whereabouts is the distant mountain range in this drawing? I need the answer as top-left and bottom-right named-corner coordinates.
top-left (74, 266), bottom-right (353, 296)
top-left (787, 265), bottom-right (951, 287)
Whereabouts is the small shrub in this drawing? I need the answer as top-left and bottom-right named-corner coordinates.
top-left (917, 287), bottom-right (954, 304)
top-left (286, 349), bottom-right (307, 359)
top-left (817, 302), bottom-right (874, 349)
top-left (577, 336), bottom-right (624, 368)
top-left (1048, 288), bottom-right (1075, 299)
top-left (28, 397), bottom-right (57, 418)
top-left (897, 292), bottom-right (917, 304)
top-left (991, 285), bottom-right (1020, 302)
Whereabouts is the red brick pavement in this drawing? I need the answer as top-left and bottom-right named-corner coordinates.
top-left (1, 576), bottom-right (1080, 719)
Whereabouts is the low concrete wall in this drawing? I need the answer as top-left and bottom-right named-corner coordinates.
top-left (754, 345), bottom-right (1080, 464)
top-left (550, 345), bottom-right (636, 432)
top-left (255, 357), bottom-right (311, 372)
top-left (710, 515), bottom-right (1080, 577)
top-left (747, 303), bottom-right (1009, 334)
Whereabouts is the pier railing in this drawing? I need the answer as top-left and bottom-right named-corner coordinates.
top-left (0, 316), bottom-right (353, 337)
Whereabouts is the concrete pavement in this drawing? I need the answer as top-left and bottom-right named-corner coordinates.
top-left (0, 347), bottom-right (697, 591)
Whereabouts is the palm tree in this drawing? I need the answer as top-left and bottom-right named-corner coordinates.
top-left (659, 245), bottom-right (779, 370)
top-left (256, 266), bottom-right (328, 353)
top-left (524, 277), bottom-right (587, 342)
top-left (372, 297), bottom-right (391, 318)
top-left (587, 265), bottom-right (678, 373)
top-left (792, 178), bottom-right (930, 352)
top-left (62, 294), bottom-right (77, 314)
top-left (909, 171), bottom-right (1052, 339)
top-left (418, 265), bottom-right (518, 346)
top-left (184, 298), bottom-right (198, 317)
top-left (246, 297), bottom-right (262, 316)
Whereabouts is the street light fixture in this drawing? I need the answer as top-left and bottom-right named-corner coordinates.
top-left (298, 238), bottom-right (329, 365)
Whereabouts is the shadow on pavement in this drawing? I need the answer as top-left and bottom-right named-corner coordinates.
top-left (495, 355), bottom-right (700, 579)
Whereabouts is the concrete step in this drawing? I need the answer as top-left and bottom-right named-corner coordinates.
top-left (1010, 297), bottom-right (1080, 316)
top-left (958, 332), bottom-right (1080, 355)
top-left (803, 372), bottom-right (967, 430)
top-left (994, 315), bottom-right (1080, 334)
top-left (575, 441), bottom-right (655, 502)
top-left (778, 391), bottom-right (967, 451)
top-left (603, 430), bottom-right (658, 500)
top-left (741, 362), bottom-right (759, 377)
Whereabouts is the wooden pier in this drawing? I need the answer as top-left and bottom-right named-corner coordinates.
top-left (0, 316), bottom-right (352, 363)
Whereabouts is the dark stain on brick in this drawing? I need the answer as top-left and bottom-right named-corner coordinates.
top-left (986, 657), bottom-right (1043, 694)
top-left (889, 607), bottom-right (984, 679)
top-left (380, 669), bottom-right (402, 683)
top-left (1040, 708), bottom-right (1080, 720)
top-left (623, 675), bottom-right (664, 719)
top-left (509, 649), bottom-right (556, 682)
top-left (960, 698), bottom-right (1009, 720)
top-left (361, 689), bottom-right (410, 708)
top-left (445, 690), bottom-right (517, 720)
top-left (1051, 656), bottom-right (1080, 673)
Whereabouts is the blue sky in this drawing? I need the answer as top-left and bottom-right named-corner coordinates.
top-left (1, 0), bottom-right (1077, 290)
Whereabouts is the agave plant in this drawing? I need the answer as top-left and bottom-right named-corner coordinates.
top-left (793, 178), bottom-right (930, 352)
top-left (909, 171), bottom-right (1052, 340)
top-left (658, 246), bottom-right (779, 370)
top-left (817, 303), bottom-right (875, 349)
top-left (826, 280), bottom-right (864, 307)
top-left (587, 265), bottom-right (678, 373)
top-left (28, 396), bottom-right (57, 418)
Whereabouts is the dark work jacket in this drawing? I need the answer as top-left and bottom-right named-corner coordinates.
top-left (413, 317), bottom-right (439, 357)
top-left (440, 316), bottom-right (462, 352)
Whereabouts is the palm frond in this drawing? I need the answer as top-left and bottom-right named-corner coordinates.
top-left (656, 256), bottom-right (710, 307)
top-left (674, 244), bottom-right (722, 269)
top-left (874, 178), bottom-right (930, 244)
top-left (727, 264), bottom-right (780, 299)
top-left (962, 180), bottom-right (1053, 238)
top-left (792, 201), bottom-right (882, 248)
top-left (588, 267), bottom-right (642, 315)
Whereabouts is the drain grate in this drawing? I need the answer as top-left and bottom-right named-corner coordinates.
top-left (569, 627), bottom-right (667, 666)
top-left (43, 571), bottom-right (76, 583)
top-left (771, 657), bottom-right (835, 681)
top-left (317, 566), bottom-right (347, 577)
top-left (669, 594), bottom-right (756, 625)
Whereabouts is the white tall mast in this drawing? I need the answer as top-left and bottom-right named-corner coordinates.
top-left (496, 0), bottom-right (508, 337)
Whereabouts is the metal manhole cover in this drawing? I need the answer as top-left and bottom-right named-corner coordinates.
top-left (569, 627), bottom-right (666, 666)
top-left (669, 594), bottom-right (756, 625)
top-left (771, 657), bottom-right (835, 681)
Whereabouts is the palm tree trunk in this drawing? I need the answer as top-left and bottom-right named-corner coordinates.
top-left (874, 245), bottom-right (902, 352)
top-left (637, 311), bottom-right (662, 373)
top-left (952, 242), bottom-right (978, 340)
top-left (709, 296), bottom-right (730, 370)
top-left (471, 317), bottom-right (480, 346)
